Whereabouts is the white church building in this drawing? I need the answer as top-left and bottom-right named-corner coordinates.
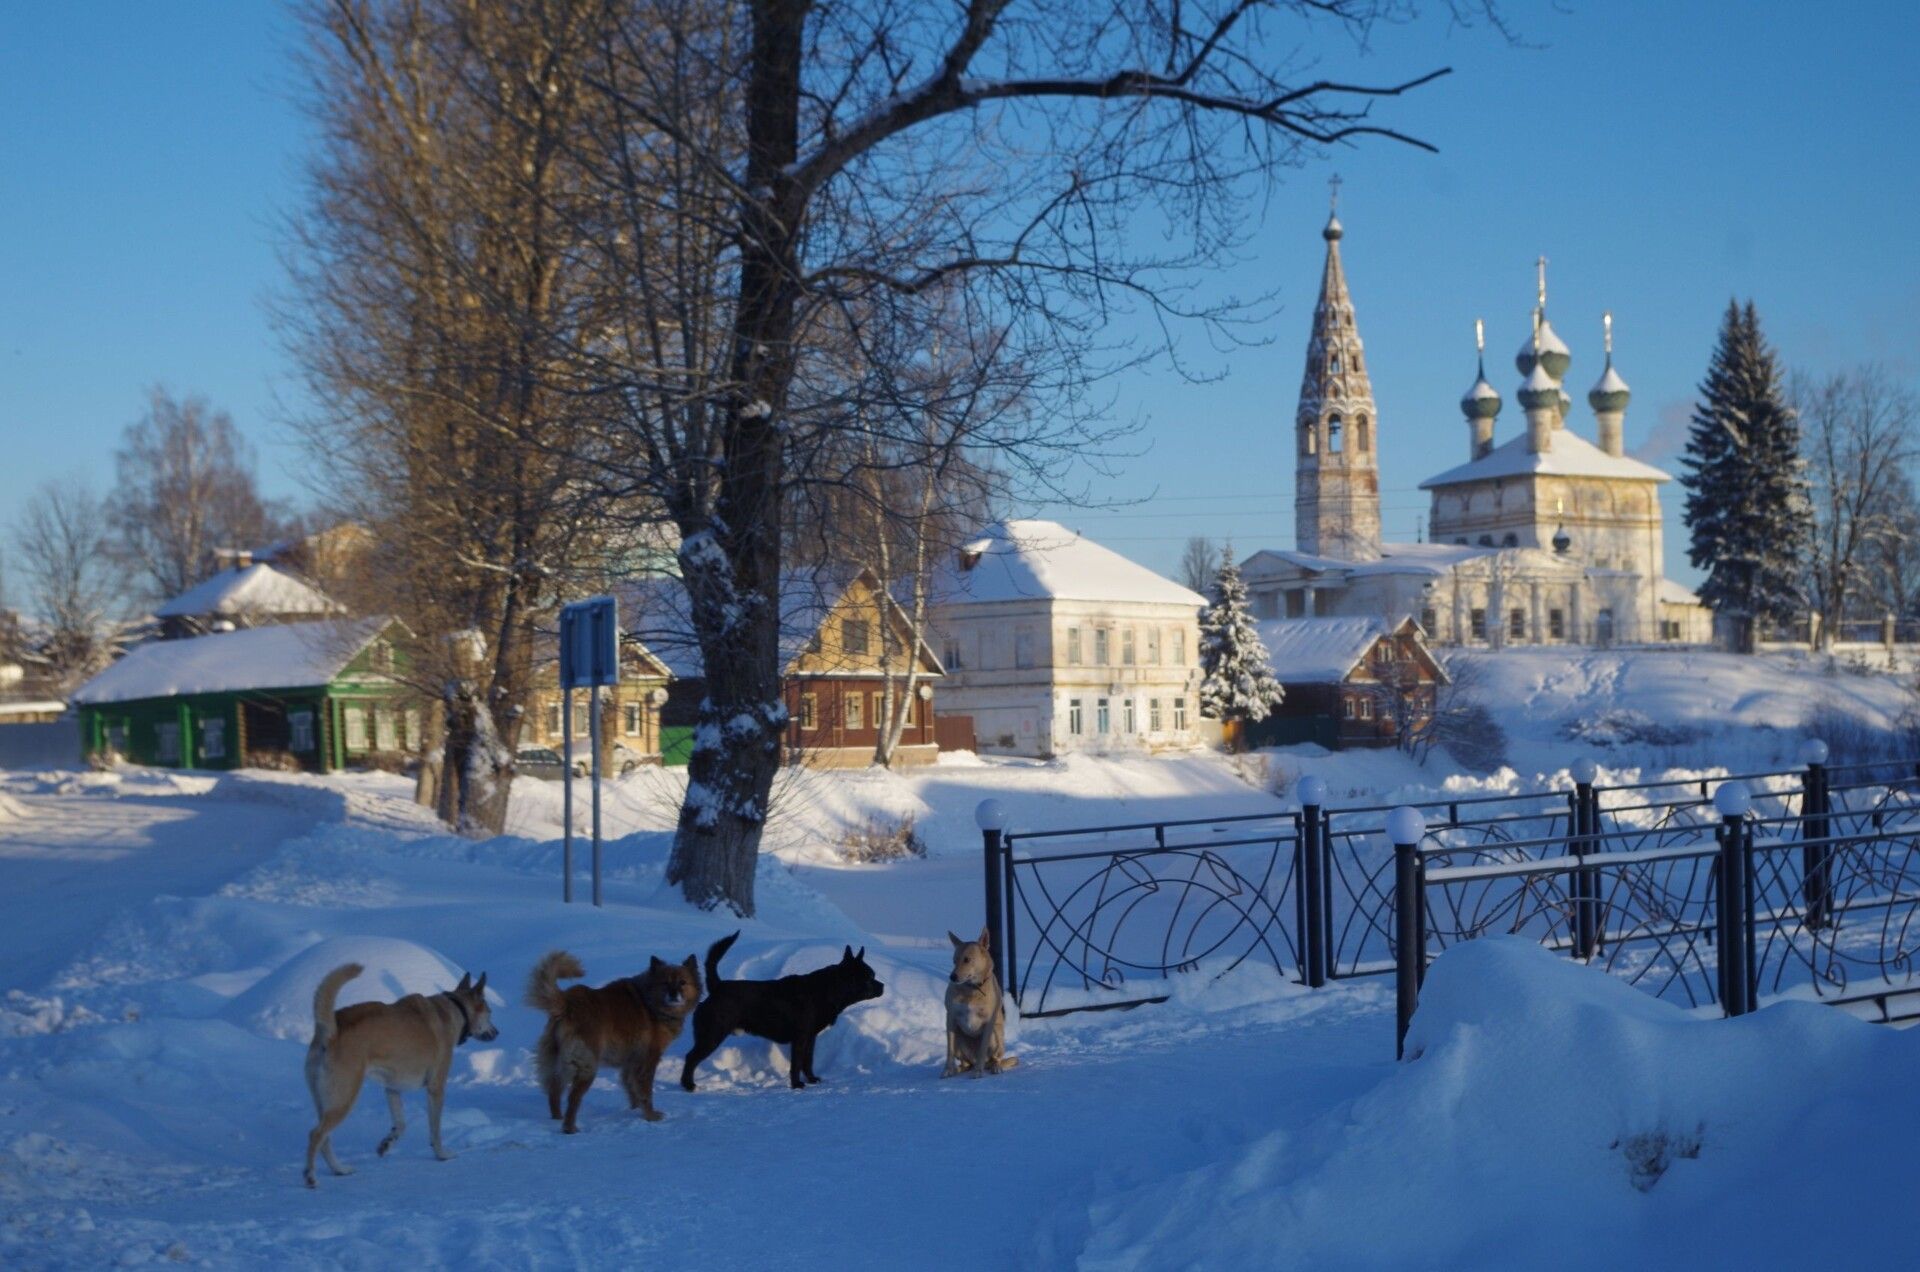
top-left (1242, 206), bottom-right (1711, 648)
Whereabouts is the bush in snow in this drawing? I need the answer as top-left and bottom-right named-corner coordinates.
top-left (1197, 551), bottom-right (1284, 735)
top-left (838, 813), bottom-right (927, 863)
top-left (1561, 708), bottom-right (1700, 750)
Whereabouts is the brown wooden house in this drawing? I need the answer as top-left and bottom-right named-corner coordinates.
top-left (633, 569), bottom-right (946, 769)
top-left (1249, 615), bottom-right (1447, 749)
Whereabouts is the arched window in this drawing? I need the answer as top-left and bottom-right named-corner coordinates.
top-left (1327, 413), bottom-right (1344, 453)
top-left (1477, 534), bottom-right (1494, 547)
top-left (1301, 421), bottom-right (1317, 456)
top-left (1502, 532), bottom-right (1518, 547)
top-left (1355, 415), bottom-right (1370, 451)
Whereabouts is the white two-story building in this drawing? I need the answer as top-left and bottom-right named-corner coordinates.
top-left (930, 520), bottom-right (1206, 757)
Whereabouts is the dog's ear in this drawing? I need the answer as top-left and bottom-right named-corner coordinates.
top-left (475, 971), bottom-right (487, 993)
top-left (856, 946), bottom-right (866, 962)
top-left (456, 972), bottom-right (472, 993)
top-left (682, 954), bottom-right (698, 976)
top-left (843, 944), bottom-right (854, 962)
top-left (948, 930), bottom-right (965, 950)
top-left (978, 927), bottom-right (991, 953)
top-left (650, 955), bottom-right (666, 971)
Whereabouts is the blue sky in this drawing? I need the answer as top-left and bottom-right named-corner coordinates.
top-left (3, 2), bottom-right (1916, 590)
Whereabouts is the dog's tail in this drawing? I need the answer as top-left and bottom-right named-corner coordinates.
top-left (311, 962), bottom-right (363, 1048)
top-left (997, 1055), bottom-right (1020, 1070)
top-left (704, 931), bottom-right (742, 985)
top-left (525, 950), bottom-right (585, 1016)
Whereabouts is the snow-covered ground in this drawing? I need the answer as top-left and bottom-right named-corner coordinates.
top-left (4, 648), bottom-right (1918, 1268)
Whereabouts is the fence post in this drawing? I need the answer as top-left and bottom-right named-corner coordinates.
top-left (1389, 805), bottom-right (1428, 1059)
top-left (975, 799), bottom-right (1010, 993)
top-left (1571, 758), bottom-right (1599, 961)
top-left (1713, 781), bottom-right (1753, 1017)
top-left (1296, 775), bottom-right (1329, 987)
top-left (1799, 738), bottom-right (1831, 931)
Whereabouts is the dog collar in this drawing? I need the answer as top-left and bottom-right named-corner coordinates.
top-left (444, 991), bottom-right (472, 1045)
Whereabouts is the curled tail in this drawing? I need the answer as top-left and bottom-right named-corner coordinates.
top-left (704, 931), bottom-right (742, 985)
top-left (526, 950), bottom-right (585, 1016)
top-left (311, 963), bottom-right (363, 1047)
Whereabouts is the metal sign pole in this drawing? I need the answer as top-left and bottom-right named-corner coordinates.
top-left (562, 685), bottom-right (574, 903)
top-left (591, 680), bottom-right (603, 907)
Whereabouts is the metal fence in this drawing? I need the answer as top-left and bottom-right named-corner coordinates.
top-left (976, 747), bottom-right (1920, 1048)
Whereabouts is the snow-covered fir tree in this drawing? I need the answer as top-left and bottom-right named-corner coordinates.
top-left (1198, 550), bottom-right (1285, 724)
top-left (1680, 300), bottom-right (1811, 652)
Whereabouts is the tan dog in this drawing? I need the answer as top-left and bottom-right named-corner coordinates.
top-left (526, 950), bottom-right (701, 1132)
top-left (943, 928), bottom-right (1018, 1079)
top-left (303, 962), bottom-right (498, 1188)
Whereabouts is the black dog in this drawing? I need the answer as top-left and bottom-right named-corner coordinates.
top-left (679, 932), bottom-right (885, 1091)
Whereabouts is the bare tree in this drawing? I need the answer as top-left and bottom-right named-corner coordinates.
top-left (1796, 366), bottom-right (1920, 647)
top-left (552, 0), bottom-right (1481, 915)
top-left (1864, 474), bottom-right (1920, 622)
top-left (107, 388), bottom-right (289, 604)
top-left (1179, 536), bottom-right (1220, 597)
top-left (14, 479), bottom-right (123, 692)
top-left (282, 0), bottom-right (621, 833)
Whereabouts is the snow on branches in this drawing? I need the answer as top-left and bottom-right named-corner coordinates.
top-left (1197, 551), bottom-right (1285, 724)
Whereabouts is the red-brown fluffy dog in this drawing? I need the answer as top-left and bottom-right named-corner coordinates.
top-left (526, 950), bottom-right (701, 1133)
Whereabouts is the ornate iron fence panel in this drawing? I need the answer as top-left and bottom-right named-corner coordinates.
top-left (1001, 828), bottom-right (1301, 1017)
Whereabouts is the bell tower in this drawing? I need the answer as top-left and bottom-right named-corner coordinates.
top-left (1294, 179), bottom-right (1382, 560)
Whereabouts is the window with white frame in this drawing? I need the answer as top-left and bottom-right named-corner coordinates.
top-left (156, 721), bottom-right (181, 763)
top-left (200, 717), bottom-right (226, 760)
top-left (943, 639), bottom-right (963, 670)
top-left (1149, 698), bottom-right (1162, 731)
top-left (344, 706), bottom-right (369, 750)
top-left (798, 694), bottom-right (818, 730)
top-left (375, 707), bottom-right (399, 752)
top-left (1123, 697), bottom-right (1136, 733)
top-left (1172, 697), bottom-right (1188, 730)
top-left (1094, 629), bottom-right (1110, 665)
top-left (846, 692), bottom-right (865, 731)
top-left (1096, 697), bottom-right (1110, 734)
top-left (1068, 698), bottom-right (1083, 735)
top-left (1014, 627), bottom-right (1036, 670)
top-left (1121, 628), bottom-right (1135, 665)
top-left (1066, 627), bottom-right (1082, 666)
top-left (841, 618), bottom-right (871, 655)
top-left (546, 702), bottom-right (562, 737)
top-left (623, 703), bottom-right (641, 735)
top-left (404, 708), bottom-right (420, 750)
top-left (289, 711), bottom-right (315, 753)
top-left (1173, 629), bottom-right (1186, 665)
top-left (1145, 627), bottom-right (1160, 664)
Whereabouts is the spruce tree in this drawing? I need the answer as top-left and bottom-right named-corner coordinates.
top-left (1680, 301), bottom-right (1811, 652)
top-left (1198, 550), bottom-right (1286, 728)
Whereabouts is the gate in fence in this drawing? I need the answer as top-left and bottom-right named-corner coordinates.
top-left (977, 743), bottom-right (1920, 1049)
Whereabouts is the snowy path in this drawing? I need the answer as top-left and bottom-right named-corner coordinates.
top-left (0, 794), bottom-right (310, 993)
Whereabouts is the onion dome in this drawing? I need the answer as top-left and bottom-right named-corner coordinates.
top-left (1515, 317), bottom-right (1572, 380)
top-left (1323, 211), bottom-right (1344, 242)
top-left (1462, 369), bottom-right (1502, 420)
top-left (1557, 387), bottom-right (1573, 418)
top-left (1517, 359), bottom-right (1561, 412)
top-left (1588, 313), bottom-right (1632, 412)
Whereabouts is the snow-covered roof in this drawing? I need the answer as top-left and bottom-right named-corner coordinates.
top-left (938, 520), bottom-right (1206, 607)
top-left (153, 563), bottom-right (338, 620)
top-left (0, 700), bottom-right (65, 716)
top-left (1257, 616), bottom-right (1394, 683)
top-left (623, 571), bottom-right (939, 680)
top-left (1243, 541), bottom-right (1493, 580)
top-left (1420, 427), bottom-right (1671, 489)
top-left (1657, 578), bottom-right (1705, 607)
top-left (71, 618), bottom-right (393, 705)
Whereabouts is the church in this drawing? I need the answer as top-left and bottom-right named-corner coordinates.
top-left (1242, 203), bottom-right (1711, 648)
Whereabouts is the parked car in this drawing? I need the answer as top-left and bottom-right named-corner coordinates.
top-left (539, 740), bottom-right (651, 778)
top-left (516, 745), bottom-right (586, 781)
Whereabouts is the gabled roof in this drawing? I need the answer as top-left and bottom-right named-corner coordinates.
top-left (71, 618), bottom-right (395, 706)
top-left (623, 569), bottom-right (942, 680)
top-left (153, 563), bottom-right (338, 620)
top-left (937, 520), bottom-right (1206, 607)
top-left (1657, 578), bottom-right (1705, 607)
top-left (1256, 614), bottom-right (1447, 685)
top-left (1242, 541), bottom-right (1494, 581)
top-left (1420, 428), bottom-right (1671, 489)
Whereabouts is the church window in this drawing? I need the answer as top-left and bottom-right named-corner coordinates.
top-left (1502, 533), bottom-right (1518, 547)
top-left (1508, 609), bottom-right (1526, 639)
top-left (1477, 535), bottom-right (1494, 547)
top-left (1330, 354), bottom-right (1341, 374)
top-left (1355, 415), bottom-right (1370, 451)
top-left (1549, 609), bottom-right (1566, 639)
top-left (1420, 606), bottom-right (1438, 635)
top-left (1470, 609), bottom-right (1487, 640)
top-left (1302, 423), bottom-right (1316, 456)
top-left (1327, 413), bottom-right (1343, 453)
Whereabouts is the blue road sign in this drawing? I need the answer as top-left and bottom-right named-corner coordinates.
top-left (559, 596), bottom-right (619, 689)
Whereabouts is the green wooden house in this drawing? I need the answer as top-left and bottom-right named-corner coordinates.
top-left (71, 618), bottom-right (419, 772)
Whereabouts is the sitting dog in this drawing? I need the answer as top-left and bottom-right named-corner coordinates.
top-left (943, 929), bottom-right (1018, 1079)
top-left (526, 950), bottom-right (701, 1132)
top-left (680, 932), bottom-right (885, 1092)
top-left (303, 962), bottom-right (499, 1188)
